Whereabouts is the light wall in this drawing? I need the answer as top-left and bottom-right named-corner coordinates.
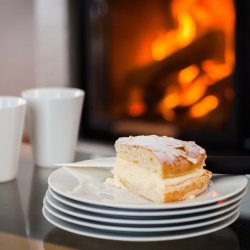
top-left (0, 0), bottom-right (69, 96)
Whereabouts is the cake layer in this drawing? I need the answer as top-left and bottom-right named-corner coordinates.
top-left (107, 158), bottom-right (212, 203)
top-left (115, 135), bottom-right (207, 178)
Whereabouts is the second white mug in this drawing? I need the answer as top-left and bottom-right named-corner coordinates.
top-left (22, 87), bottom-right (84, 167)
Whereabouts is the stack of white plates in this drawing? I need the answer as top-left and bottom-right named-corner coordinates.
top-left (42, 159), bottom-right (248, 242)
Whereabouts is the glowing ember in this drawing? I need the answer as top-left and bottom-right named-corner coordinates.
top-left (128, 88), bottom-right (147, 117)
top-left (150, 0), bottom-right (235, 120)
top-left (178, 65), bottom-right (200, 87)
top-left (189, 95), bottom-right (219, 118)
top-left (129, 102), bottom-right (146, 117)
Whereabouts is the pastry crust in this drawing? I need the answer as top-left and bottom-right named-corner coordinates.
top-left (115, 135), bottom-right (206, 178)
top-left (163, 170), bottom-right (212, 202)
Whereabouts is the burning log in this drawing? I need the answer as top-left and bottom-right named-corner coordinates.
top-left (126, 30), bottom-right (225, 105)
top-left (174, 75), bottom-right (233, 127)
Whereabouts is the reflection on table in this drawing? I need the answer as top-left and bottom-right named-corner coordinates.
top-left (0, 143), bottom-right (250, 250)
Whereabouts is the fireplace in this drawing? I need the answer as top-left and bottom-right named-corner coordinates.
top-left (70, 0), bottom-right (250, 151)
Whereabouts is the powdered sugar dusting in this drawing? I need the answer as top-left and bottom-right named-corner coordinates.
top-left (116, 135), bottom-right (205, 164)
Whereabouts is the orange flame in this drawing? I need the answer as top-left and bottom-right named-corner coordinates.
top-left (202, 60), bottom-right (233, 83)
top-left (152, 11), bottom-right (196, 61)
top-left (128, 88), bottom-right (147, 117)
top-left (151, 0), bottom-right (235, 120)
top-left (178, 65), bottom-right (200, 87)
top-left (189, 95), bottom-right (219, 118)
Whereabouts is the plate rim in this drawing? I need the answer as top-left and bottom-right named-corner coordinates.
top-left (44, 191), bottom-right (243, 225)
top-left (43, 200), bottom-right (240, 233)
top-left (48, 166), bottom-right (248, 210)
top-left (42, 206), bottom-right (240, 242)
top-left (48, 187), bottom-right (247, 216)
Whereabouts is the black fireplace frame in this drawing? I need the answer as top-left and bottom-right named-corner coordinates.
top-left (69, 0), bottom-right (250, 153)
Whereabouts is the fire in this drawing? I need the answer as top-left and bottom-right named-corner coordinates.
top-left (179, 78), bottom-right (208, 107)
top-left (151, 0), bottom-right (235, 120)
top-left (129, 102), bottom-right (146, 117)
top-left (178, 65), bottom-right (200, 87)
top-left (202, 60), bottom-right (233, 83)
top-left (161, 92), bottom-right (179, 109)
top-left (152, 12), bottom-right (196, 61)
top-left (128, 88), bottom-right (147, 117)
top-left (189, 95), bottom-right (219, 118)
top-left (176, 12), bottom-right (196, 47)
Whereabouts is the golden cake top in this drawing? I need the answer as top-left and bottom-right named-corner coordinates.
top-left (115, 135), bottom-right (206, 164)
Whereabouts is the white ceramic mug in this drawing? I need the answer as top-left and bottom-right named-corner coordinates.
top-left (22, 87), bottom-right (84, 167)
top-left (0, 96), bottom-right (26, 182)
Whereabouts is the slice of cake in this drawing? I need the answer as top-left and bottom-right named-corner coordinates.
top-left (106, 135), bottom-right (212, 203)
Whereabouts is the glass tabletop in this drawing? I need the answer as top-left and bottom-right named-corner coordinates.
top-left (0, 143), bottom-right (250, 250)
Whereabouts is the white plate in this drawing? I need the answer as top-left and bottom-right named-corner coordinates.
top-left (43, 199), bottom-right (240, 233)
top-left (48, 166), bottom-right (248, 209)
top-left (55, 157), bottom-right (115, 168)
top-left (44, 191), bottom-right (242, 225)
top-left (49, 187), bottom-right (247, 217)
top-left (42, 207), bottom-right (240, 242)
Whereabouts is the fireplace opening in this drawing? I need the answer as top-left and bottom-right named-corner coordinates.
top-left (70, 0), bottom-right (250, 151)
top-left (107, 0), bottom-right (235, 133)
